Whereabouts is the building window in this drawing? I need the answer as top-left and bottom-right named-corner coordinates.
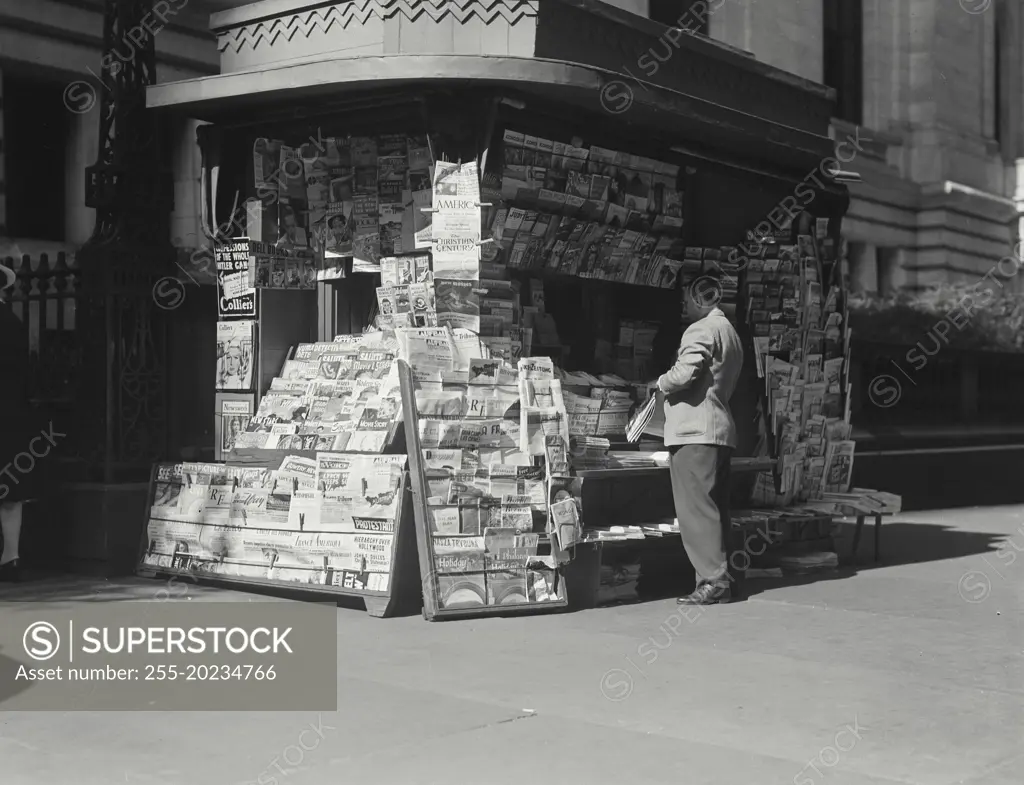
top-left (649, 1), bottom-right (710, 36)
top-left (823, 0), bottom-right (863, 125)
top-left (2, 72), bottom-right (68, 241)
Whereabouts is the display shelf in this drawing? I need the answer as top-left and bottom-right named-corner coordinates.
top-left (398, 360), bottom-right (571, 621)
top-left (574, 454), bottom-right (775, 480)
top-left (136, 461), bottom-right (421, 617)
top-left (504, 264), bottom-right (685, 293)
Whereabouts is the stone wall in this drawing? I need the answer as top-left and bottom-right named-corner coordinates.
top-left (657, 0), bottom-right (1023, 293)
top-left (709, 0), bottom-right (823, 83)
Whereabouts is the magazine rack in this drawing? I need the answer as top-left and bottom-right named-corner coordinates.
top-left (398, 360), bottom-right (570, 621)
top-left (136, 459), bottom-right (421, 617)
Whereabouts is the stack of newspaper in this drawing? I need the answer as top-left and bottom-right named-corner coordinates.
top-left (583, 526), bottom-right (646, 542)
top-left (806, 488), bottom-right (902, 517)
top-left (562, 372), bottom-right (637, 438)
top-left (607, 450), bottom-right (662, 468)
top-left (569, 436), bottom-right (611, 470)
top-left (142, 454), bottom-right (407, 590)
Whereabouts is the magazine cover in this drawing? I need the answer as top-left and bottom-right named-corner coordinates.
top-left (432, 213), bottom-right (480, 279)
top-left (215, 239), bottom-right (257, 319)
top-left (379, 256), bottom-right (412, 287)
top-left (253, 138), bottom-right (281, 193)
top-left (435, 278), bottom-right (480, 332)
top-left (352, 193), bottom-right (380, 264)
top-left (377, 155), bottom-right (407, 203)
top-left (253, 391), bottom-right (307, 424)
top-left (219, 399), bottom-right (253, 455)
top-left (409, 282), bottom-right (437, 327)
top-left (378, 202), bottom-right (405, 256)
top-left (303, 162), bottom-right (330, 239)
top-left (277, 197), bottom-right (308, 249)
top-left (432, 160), bottom-right (481, 276)
top-left (324, 200), bottom-right (353, 257)
top-left (216, 320), bottom-right (255, 391)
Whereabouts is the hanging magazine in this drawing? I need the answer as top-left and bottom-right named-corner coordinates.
top-left (216, 320), bottom-right (256, 391)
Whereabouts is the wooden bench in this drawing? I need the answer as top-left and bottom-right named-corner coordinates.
top-left (848, 512), bottom-right (892, 565)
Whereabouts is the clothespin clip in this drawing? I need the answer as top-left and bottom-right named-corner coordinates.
top-left (477, 238), bottom-right (495, 247)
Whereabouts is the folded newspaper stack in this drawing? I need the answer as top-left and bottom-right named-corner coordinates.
top-left (569, 436), bottom-right (611, 470)
top-left (607, 450), bottom-right (662, 468)
top-left (817, 488), bottom-right (902, 516)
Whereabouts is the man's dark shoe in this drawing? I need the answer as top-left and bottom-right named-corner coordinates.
top-left (677, 581), bottom-right (732, 605)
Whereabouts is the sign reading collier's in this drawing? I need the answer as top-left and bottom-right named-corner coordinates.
top-left (216, 237), bottom-right (258, 320)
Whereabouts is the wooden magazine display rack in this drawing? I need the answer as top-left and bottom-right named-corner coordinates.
top-left (398, 360), bottom-right (570, 621)
top-left (136, 455), bottom-right (420, 618)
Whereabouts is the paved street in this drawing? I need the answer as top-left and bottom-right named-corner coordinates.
top-left (1, 506), bottom-right (1021, 785)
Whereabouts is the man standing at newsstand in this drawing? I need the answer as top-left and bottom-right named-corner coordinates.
top-left (656, 275), bottom-right (744, 604)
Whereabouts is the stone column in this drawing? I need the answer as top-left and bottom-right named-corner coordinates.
top-left (171, 117), bottom-right (205, 250)
top-left (862, 0), bottom-right (911, 133)
top-left (848, 241), bottom-right (879, 293)
top-left (1004, 0), bottom-right (1024, 162)
top-left (877, 247), bottom-right (914, 294)
top-left (65, 109), bottom-right (99, 246)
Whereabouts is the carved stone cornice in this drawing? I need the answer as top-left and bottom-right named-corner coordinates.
top-left (216, 0), bottom-right (539, 55)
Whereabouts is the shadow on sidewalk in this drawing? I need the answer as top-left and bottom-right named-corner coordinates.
top-left (736, 518), bottom-right (1010, 600)
top-left (2, 519), bottom-right (1013, 610)
top-left (620, 517), bottom-right (1012, 605)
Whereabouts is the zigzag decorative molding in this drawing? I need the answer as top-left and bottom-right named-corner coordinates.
top-left (217, 0), bottom-right (540, 54)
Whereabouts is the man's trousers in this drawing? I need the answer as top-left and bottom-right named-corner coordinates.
top-left (668, 443), bottom-right (733, 588)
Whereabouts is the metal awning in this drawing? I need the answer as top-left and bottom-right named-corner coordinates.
top-left (147, 53), bottom-right (840, 186)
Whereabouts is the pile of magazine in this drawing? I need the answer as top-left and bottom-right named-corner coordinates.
top-left (141, 454), bottom-right (407, 591)
top-left (249, 134), bottom-right (433, 273)
top-left (377, 257), bottom-right (532, 361)
top-left (744, 221), bottom-right (856, 505)
top-left (234, 332), bottom-right (402, 454)
top-left (401, 325), bottom-right (574, 609)
top-left (569, 437), bottom-right (611, 470)
top-left (807, 489), bottom-right (903, 517)
top-left (561, 371), bottom-right (638, 439)
top-left (486, 130), bottom-right (697, 288)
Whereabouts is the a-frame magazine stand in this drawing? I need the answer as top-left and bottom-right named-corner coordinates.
top-left (398, 360), bottom-right (570, 621)
top-left (136, 457), bottom-right (421, 618)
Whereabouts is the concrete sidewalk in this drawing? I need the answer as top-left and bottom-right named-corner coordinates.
top-left (1, 506), bottom-right (1021, 785)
